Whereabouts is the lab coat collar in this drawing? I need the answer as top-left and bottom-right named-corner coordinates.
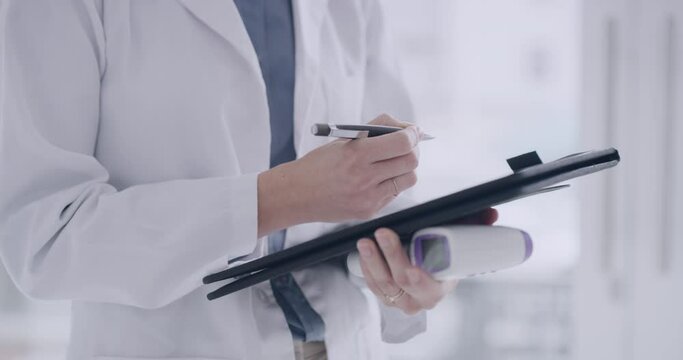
top-left (179, 0), bottom-right (329, 157)
top-left (177, 0), bottom-right (262, 79)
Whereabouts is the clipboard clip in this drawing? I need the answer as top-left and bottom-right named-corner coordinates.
top-left (507, 151), bottom-right (543, 172)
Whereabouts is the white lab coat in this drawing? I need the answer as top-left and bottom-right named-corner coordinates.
top-left (0, 0), bottom-right (425, 359)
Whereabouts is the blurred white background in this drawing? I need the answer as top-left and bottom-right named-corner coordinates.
top-left (1, 0), bottom-right (681, 359)
top-left (383, 1), bottom-right (580, 359)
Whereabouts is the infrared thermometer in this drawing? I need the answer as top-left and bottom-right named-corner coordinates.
top-left (347, 226), bottom-right (533, 280)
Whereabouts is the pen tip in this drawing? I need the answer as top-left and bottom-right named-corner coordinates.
top-left (420, 133), bottom-right (435, 141)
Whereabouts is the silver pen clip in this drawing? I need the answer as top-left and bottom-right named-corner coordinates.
top-left (328, 128), bottom-right (369, 139)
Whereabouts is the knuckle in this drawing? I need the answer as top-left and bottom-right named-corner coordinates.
top-left (394, 275), bottom-right (410, 289)
top-left (360, 172), bottom-right (378, 189)
top-left (370, 288), bottom-right (384, 298)
top-left (342, 144), bottom-right (361, 162)
top-left (405, 152), bottom-right (419, 169)
top-left (402, 305), bottom-right (421, 316)
top-left (376, 278), bottom-right (394, 290)
top-left (351, 165), bottom-right (374, 185)
top-left (398, 132), bottom-right (414, 151)
top-left (377, 113), bottom-right (392, 124)
top-left (413, 146), bottom-right (421, 160)
top-left (349, 171), bottom-right (371, 191)
top-left (407, 171), bottom-right (418, 187)
top-left (381, 113), bottom-right (393, 120)
top-left (341, 159), bottom-right (358, 177)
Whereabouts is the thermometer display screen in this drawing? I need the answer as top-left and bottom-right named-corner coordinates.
top-left (414, 234), bottom-right (451, 273)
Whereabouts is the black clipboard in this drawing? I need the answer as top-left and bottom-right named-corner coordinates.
top-left (204, 148), bottom-right (620, 300)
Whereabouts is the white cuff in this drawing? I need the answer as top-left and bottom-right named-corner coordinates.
top-left (380, 303), bottom-right (427, 343)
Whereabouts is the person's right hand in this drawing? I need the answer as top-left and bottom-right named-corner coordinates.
top-left (257, 114), bottom-right (421, 236)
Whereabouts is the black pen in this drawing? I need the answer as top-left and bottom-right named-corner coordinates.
top-left (311, 123), bottom-right (435, 141)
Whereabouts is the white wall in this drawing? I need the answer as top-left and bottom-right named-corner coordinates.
top-left (576, 0), bottom-right (683, 359)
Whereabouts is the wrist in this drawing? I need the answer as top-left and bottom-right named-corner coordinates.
top-left (257, 162), bottom-right (313, 237)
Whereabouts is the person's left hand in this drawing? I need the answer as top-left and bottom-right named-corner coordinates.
top-left (356, 208), bottom-right (499, 314)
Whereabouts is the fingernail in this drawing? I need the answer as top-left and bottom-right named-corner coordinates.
top-left (377, 228), bottom-right (394, 238)
top-left (358, 243), bottom-right (372, 259)
top-left (407, 269), bottom-right (421, 285)
top-left (379, 232), bottom-right (397, 251)
top-left (376, 236), bottom-right (388, 250)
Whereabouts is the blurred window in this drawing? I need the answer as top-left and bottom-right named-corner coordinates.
top-left (383, 1), bottom-right (580, 359)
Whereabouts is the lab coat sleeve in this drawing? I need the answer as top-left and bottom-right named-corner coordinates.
top-left (360, 0), bottom-right (427, 343)
top-left (0, 0), bottom-right (258, 309)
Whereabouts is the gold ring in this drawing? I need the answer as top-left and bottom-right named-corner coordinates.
top-left (391, 178), bottom-right (399, 197)
top-left (384, 288), bottom-right (405, 305)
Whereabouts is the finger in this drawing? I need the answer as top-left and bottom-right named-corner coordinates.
top-left (369, 115), bottom-right (428, 149)
top-left (358, 252), bottom-right (402, 301)
top-left (401, 267), bottom-right (445, 310)
top-left (485, 208), bottom-right (499, 224)
top-left (353, 126), bottom-right (419, 162)
top-left (452, 208), bottom-right (499, 225)
top-left (356, 238), bottom-right (403, 298)
top-left (357, 252), bottom-right (387, 298)
top-left (378, 171), bottom-right (417, 197)
top-left (374, 228), bottom-right (412, 289)
top-left (368, 113), bottom-right (413, 128)
top-left (358, 254), bottom-right (423, 313)
top-left (371, 149), bottom-right (419, 182)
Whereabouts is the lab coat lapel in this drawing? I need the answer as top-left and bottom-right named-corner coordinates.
top-left (178, 0), bottom-right (261, 78)
top-left (178, 0), bottom-right (270, 174)
top-left (292, 0), bottom-right (329, 155)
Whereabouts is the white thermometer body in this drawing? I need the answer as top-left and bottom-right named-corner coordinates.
top-left (347, 225), bottom-right (533, 280)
